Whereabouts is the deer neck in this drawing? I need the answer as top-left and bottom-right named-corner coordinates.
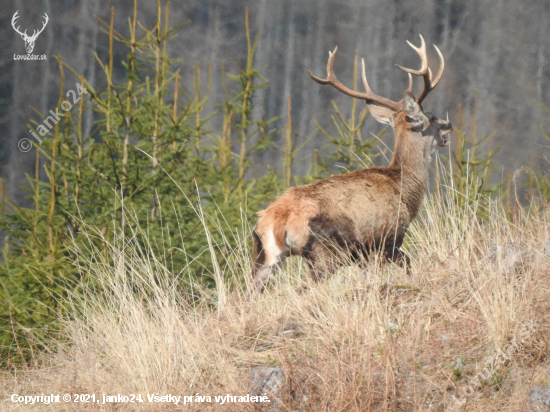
top-left (388, 129), bottom-right (431, 216)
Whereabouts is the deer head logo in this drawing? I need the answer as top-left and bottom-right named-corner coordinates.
top-left (12, 11), bottom-right (49, 54)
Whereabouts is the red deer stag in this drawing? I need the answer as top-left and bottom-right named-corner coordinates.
top-left (250, 35), bottom-right (452, 293)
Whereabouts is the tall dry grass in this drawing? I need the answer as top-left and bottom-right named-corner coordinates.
top-left (1, 169), bottom-right (549, 411)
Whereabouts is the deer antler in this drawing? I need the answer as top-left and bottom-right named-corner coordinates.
top-left (11, 11), bottom-right (27, 38)
top-left (308, 47), bottom-right (414, 113)
top-left (309, 47), bottom-right (414, 112)
top-left (395, 34), bottom-right (444, 104)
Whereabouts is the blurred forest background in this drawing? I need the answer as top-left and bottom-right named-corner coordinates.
top-left (1, 0), bottom-right (550, 205)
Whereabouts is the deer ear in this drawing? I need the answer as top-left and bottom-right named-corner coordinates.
top-left (367, 104), bottom-right (395, 125)
top-left (402, 91), bottom-right (422, 117)
top-left (403, 91), bottom-right (430, 130)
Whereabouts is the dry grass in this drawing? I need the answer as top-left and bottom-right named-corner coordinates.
top-left (1, 183), bottom-right (550, 411)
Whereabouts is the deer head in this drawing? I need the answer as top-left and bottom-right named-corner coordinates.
top-left (12, 11), bottom-right (49, 54)
top-left (308, 35), bottom-right (452, 169)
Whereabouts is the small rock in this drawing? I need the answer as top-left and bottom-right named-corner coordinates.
top-left (280, 319), bottom-right (302, 338)
top-left (249, 367), bottom-right (284, 410)
top-left (540, 242), bottom-right (550, 257)
top-left (526, 387), bottom-right (550, 412)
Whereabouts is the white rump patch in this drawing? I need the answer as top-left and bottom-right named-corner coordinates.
top-left (265, 228), bottom-right (284, 266)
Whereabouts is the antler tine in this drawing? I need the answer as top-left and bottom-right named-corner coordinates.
top-left (308, 47), bottom-right (338, 86)
top-left (361, 58), bottom-right (372, 94)
top-left (364, 57), bottom-right (417, 96)
top-left (364, 58), bottom-right (413, 102)
top-left (395, 35), bottom-right (445, 104)
top-left (309, 47), bottom-right (402, 112)
top-left (430, 44), bottom-right (445, 89)
top-left (395, 35), bottom-right (428, 76)
top-left (406, 73), bottom-right (413, 94)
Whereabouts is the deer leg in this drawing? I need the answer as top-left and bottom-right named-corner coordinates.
top-left (305, 260), bottom-right (326, 283)
top-left (386, 248), bottom-right (412, 276)
top-left (296, 257), bottom-right (332, 294)
top-left (303, 239), bottom-right (339, 283)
